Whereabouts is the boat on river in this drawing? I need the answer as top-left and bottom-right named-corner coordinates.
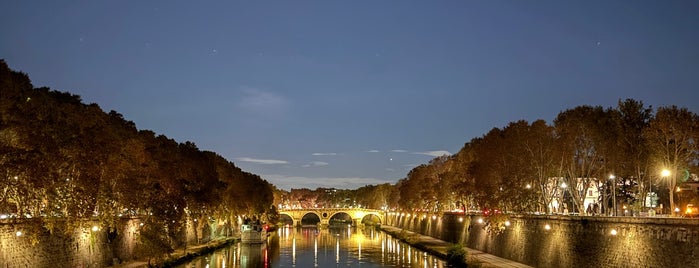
top-left (241, 222), bottom-right (268, 244)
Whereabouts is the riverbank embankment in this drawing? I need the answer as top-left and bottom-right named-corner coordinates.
top-left (379, 225), bottom-right (532, 268)
top-left (112, 237), bottom-right (238, 268)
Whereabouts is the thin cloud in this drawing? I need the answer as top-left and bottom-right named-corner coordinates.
top-left (412, 150), bottom-right (451, 157)
top-left (391, 149), bottom-right (408, 153)
top-left (312, 153), bottom-right (337, 156)
top-left (366, 150), bottom-right (380, 153)
top-left (237, 87), bottom-right (289, 116)
top-left (236, 157), bottom-right (288, 165)
top-left (302, 161), bottom-right (329, 167)
top-left (261, 174), bottom-right (391, 190)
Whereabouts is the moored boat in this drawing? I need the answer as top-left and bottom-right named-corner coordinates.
top-left (241, 222), bottom-right (268, 244)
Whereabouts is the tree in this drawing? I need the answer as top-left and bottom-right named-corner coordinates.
top-left (615, 99), bottom-right (653, 209)
top-left (554, 106), bottom-right (617, 214)
top-left (644, 105), bottom-right (699, 213)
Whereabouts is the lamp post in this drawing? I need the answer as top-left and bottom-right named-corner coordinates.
top-left (560, 182), bottom-right (568, 214)
top-left (609, 175), bottom-right (616, 216)
top-left (661, 169), bottom-right (671, 215)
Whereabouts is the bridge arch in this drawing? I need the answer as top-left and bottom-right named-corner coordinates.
top-left (361, 213), bottom-right (382, 225)
top-left (328, 211), bottom-right (352, 225)
top-left (301, 212), bottom-right (322, 226)
top-left (279, 214), bottom-right (294, 226)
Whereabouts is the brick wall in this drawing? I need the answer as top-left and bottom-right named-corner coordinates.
top-left (386, 214), bottom-right (699, 268)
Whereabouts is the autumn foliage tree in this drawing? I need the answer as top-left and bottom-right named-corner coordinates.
top-left (387, 101), bottom-right (698, 216)
top-left (0, 60), bottom-right (275, 255)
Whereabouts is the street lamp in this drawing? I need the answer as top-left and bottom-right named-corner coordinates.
top-left (661, 169), bottom-right (671, 178)
top-left (610, 175), bottom-right (616, 216)
top-left (559, 182), bottom-right (568, 214)
top-left (661, 169), bottom-right (671, 215)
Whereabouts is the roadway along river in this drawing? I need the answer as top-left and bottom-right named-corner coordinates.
top-left (175, 226), bottom-right (448, 268)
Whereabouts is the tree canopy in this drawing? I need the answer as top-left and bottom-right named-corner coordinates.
top-left (0, 60), bottom-right (275, 251)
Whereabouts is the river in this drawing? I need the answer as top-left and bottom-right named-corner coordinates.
top-left (175, 226), bottom-right (447, 268)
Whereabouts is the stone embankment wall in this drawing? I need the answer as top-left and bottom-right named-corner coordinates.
top-left (0, 218), bottom-right (223, 267)
top-left (0, 219), bottom-right (140, 267)
top-left (386, 213), bottom-right (699, 268)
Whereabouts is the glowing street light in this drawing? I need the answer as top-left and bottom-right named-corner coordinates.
top-left (661, 169), bottom-right (672, 215)
top-left (610, 174), bottom-right (617, 216)
top-left (661, 169), bottom-right (671, 178)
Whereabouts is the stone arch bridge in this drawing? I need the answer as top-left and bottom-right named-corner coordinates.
top-left (279, 208), bottom-right (384, 227)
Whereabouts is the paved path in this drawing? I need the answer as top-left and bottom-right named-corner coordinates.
top-left (111, 237), bottom-right (237, 268)
top-left (380, 226), bottom-right (532, 268)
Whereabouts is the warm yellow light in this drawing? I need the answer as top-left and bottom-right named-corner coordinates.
top-left (525, 184), bottom-right (532, 189)
top-left (505, 221), bottom-right (511, 226)
top-left (477, 218), bottom-right (483, 224)
top-left (661, 169), bottom-right (671, 177)
top-left (675, 207), bottom-right (680, 213)
top-left (676, 187), bottom-right (681, 192)
top-left (458, 217), bottom-right (463, 222)
top-left (544, 224), bottom-right (551, 230)
top-left (91, 226), bottom-right (99, 232)
top-left (610, 229), bottom-right (617, 236)
top-left (16, 231), bottom-right (22, 237)
top-left (431, 215), bottom-right (436, 220)
top-left (561, 182), bottom-right (567, 189)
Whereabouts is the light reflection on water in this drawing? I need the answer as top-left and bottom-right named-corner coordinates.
top-left (176, 226), bottom-right (446, 268)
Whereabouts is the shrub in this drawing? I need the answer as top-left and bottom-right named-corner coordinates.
top-left (447, 243), bottom-right (468, 267)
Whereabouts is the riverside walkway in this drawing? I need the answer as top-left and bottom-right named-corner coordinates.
top-left (380, 225), bottom-right (532, 268)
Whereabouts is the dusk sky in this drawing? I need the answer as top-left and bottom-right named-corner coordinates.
top-left (2, 1), bottom-right (698, 190)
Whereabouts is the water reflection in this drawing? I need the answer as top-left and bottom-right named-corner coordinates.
top-left (176, 226), bottom-right (446, 268)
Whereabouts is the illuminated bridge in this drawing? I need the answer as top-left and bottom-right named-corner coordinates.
top-left (278, 208), bottom-right (384, 227)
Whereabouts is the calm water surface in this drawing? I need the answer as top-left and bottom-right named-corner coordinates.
top-left (175, 226), bottom-right (447, 268)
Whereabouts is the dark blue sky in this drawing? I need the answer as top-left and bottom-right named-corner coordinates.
top-left (2, 1), bottom-right (698, 190)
